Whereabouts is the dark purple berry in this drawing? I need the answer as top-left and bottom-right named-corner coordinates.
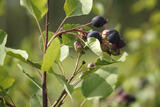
top-left (125, 94), bottom-right (136, 104)
top-left (117, 39), bottom-right (126, 48)
top-left (107, 30), bottom-right (120, 43)
top-left (87, 31), bottom-right (102, 42)
top-left (110, 43), bottom-right (118, 50)
top-left (91, 16), bottom-right (107, 27)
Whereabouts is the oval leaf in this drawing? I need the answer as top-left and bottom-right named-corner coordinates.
top-left (87, 37), bottom-right (103, 57)
top-left (41, 38), bottom-right (60, 71)
top-left (6, 48), bottom-right (28, 61)
top-left (0, 29), bottom-right (7, 66)
top-left (60, 45), bottom-right (69, 62)
top-left (81, 67), bottom-right (118, 99)
top-left (20, 0), bottom-right (48, 21)
top-left (64, 0), bottom-right (93, 17)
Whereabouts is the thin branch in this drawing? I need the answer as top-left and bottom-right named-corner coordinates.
top-left (35, 19), bottom-right (45, 52)
top-left (6, 94), bottom-right (16, 107)
top-left (47, 28), bottom-right (88, 47)
top-left (42, 0), bottom-right (49, 107)
top-left (67, 53), bottom-right (81, 83)
top-left (55, 17), bottom-right (68, 34)
top-left (80, 99), bottom-right (87, 107)
top-left (0, 98), bottom-right (15, 107)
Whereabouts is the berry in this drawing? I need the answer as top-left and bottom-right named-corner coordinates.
top-left (87, 62), bottom-right (95, 69)
top-left (117, 39), bottom-right (126, 48)
top-left (107, 30), bottom-right (120, 43)
top-left (74, 41), bottom-right (83, 51)
top-left (87, 31), bottom-right (102, 41)
top-left (102, 29), bottom-right (109, 39)
top-left (91, 16), bottom-right (107, 27)
top-left (125, 94), bottom-right (136, 104)
top-left (101, 40), bottom-right (110, 52)
top-left (110, 43), bottom-right (117, 50)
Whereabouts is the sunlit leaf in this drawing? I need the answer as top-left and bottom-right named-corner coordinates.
top-left (20, 0), bottom-right (48, 21)
top-left (6, 48), bottom-right (28, 61)
top-left (41, 38), bottom-right (60, 71)
top-left (87, 37), bottom-right (103, 57)
top-left (60, 45), bottom-right (69, 62)
top-left (64, 0), bottom-right (93, 17)
top-left (82, 67), bottom-right (118, 99)
top-left (0, 29), bottom-right (7, 66)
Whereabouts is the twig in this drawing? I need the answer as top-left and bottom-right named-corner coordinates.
top-left (67, 53), bottom-right (81, 83)
top-left (35, 19), bottom-right (45, 52)
top-left (42, 0), bottom-right (49, 107)
top-left (80, 99), bottom-right (87, 107)
top-left (47, 22), bottom-right (92, 48)
top-left (55, 17), bottom-right (68, 34)
top-left (47, 28), bottom-right (87, 47)
top-left (6, 94), bottom-right (16, 107)
top-left (0, 98), bottom-right (15, 107)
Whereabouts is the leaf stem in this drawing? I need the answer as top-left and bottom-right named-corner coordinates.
top-left (80, 99), bottom-right (87, 107)
top-left (35, 18), bottom-right (45, 52)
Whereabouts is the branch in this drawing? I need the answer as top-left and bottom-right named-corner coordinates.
top-left (0, 98), bottom-right (15, 107)
top-left (42, 0), bottom-right (49, 107)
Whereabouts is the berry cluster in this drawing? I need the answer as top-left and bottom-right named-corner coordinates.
top-left (74, 16), bottom-right (126, 56)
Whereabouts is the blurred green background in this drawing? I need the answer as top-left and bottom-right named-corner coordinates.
top-left (0, 0), bottom-right (160, 107)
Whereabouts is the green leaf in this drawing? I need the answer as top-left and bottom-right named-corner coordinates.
top-left (0, 29), bottom-right (7, 46)
top-left (50, 70), bottom-right (73, 94)
top-left (41, 38), bottom-right (60, 71)
top-left (64, 0), bottom-right (93, 17)
top-left (0, 71), bottom-right (15, 90)
top-left (6, 48), bottom-right (28, 61)
top-left (0, 29), bottom-right (7, 66)
top-left (117, 52), bottom-right (128, 62)
top-left (17, 64), bottom-right (42, 90)
top-left (87, 37), bottom-right (103, 57)
top-left (81, 67), bottom-right (118, 99)
top-left (20, 0), bottom-right (48, 21)
top-left (30, 92), bottom-right (42, 107)
top-left (60, 45), bottom-right (69, 62)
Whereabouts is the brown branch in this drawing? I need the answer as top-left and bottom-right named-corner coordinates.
top-left (42, 0), bottom-right (49, 107)
top-left (47, 22), bottom-right (91, 47)
top-left (55, 17), bottom-right (68, 34)
top-left (0, 98), bottom-right (15, 107)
